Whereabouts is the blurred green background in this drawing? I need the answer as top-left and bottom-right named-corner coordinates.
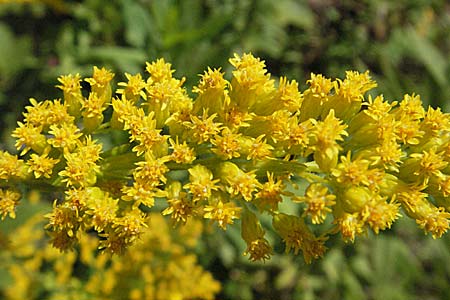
top-left (0, 0), bottom-right (449, 299)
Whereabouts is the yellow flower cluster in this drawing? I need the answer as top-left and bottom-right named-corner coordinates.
top-left (1, 209), bottom-right (219, 300)
top-left (1, 53), bottom-right (449, 264)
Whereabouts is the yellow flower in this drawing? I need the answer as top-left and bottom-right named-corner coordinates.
top-left (48, 123), bottom-right (82, 151)
top-left (361, 196), bottom-right (401, 234)
top-left (211, 128), bottom-right (242, 159)
top-left (239, 135), bottom-right (274, 160)
top-left (145, 58), bottom-right (175, 82)
top-left (324, 70), bottom-right (376, 120)
top-left (219, 162), bottom-right (262, 201)
top-left (394, 93), bottom-right (425, 121)
top-left (192, 67), bottom-right (229, 116)
top-left (284, 118), bottom-right (314, 153)
top-left (394, 116), bottom-right (423, 145)
top-left (299, 73), bottom-right (333, 121)
top-left (396, 185), bottom-right (450, 238)
top-left (162, 181), bottom-right (196, 224)
top-left (168, 137), bottom-right (196, 164)
top-left (85, 66), bottom-right (114, 101)
top-left (184, 164), bottom-right (219, 201)
top-left (295, 183), bottom-right (336, 224)
top-left (11, 122), bottom-right (47, 155)
top-left (27, 152), bottom-right (59, 179)
top-left (272, 213), bottom-right (327, 263)
top-left (254, 172), bottom-right (286, 211)
top-left (122, 181), bottom-right (166, 208)
top-left (85, 189), bottom-right (119, 232)
top-left (421, 106), bottom-right (450, 137)
top-left (56, 73), bottom-right (82, 95)
top-left (59, 151), bottom-right (99, 187)
top-left (117, 72), bottom-right (146, 102)
top-left (4, 52), bottom-right (450, 265)
top-left (229, 53), bottom-right (274, 113)
top-left (0, 189), bottom-right (21, 220)
top-left (334, 212), bottom-right (366, 243)
top-left (77, 135), bottom-right (103, 163)
top-left (81, 92), bottom-right (107, 132)
top-left (241, 210), bottom-right (273, 261)
top-left (416, 206), bottom-right (450, 239)
top-left (0, 151), bottom-right (27, 180)
top-left (364, 95), bottom-right (397, 120)
top-left (222, 104), bottom-right (253, 130)
top-left (370, 138), bottom-right (404, 172)
top-left (272, 77), bottom-right (303, 113)
top-left (111, 97), bottom-right (143, 129)
top-left (310, 110), bottom-right (348, 171)
top-left (145, 77), bottom-right (189, 128)
top-left (45, 199), bottom-right (82, 239)
top-left (113, 208), bottom-right (148, 243)
top-left (185, 109), bottom-right (222, 144)
top-left (400, 148), bottom-right (448, 185)
top-left (332, 151), bottom-right (371, 187)
top-left (127, 112), bottom-right (168, 156)
top-left (22, 99), bottom-right (74, 128)
top-left (133, 153), bottom-right (170, 188)
top-left (56, 73), bottom-right (83, 116)
top-left (203, 197), bottom-right (241, 230)
top-left (262, 110), bottom-right (291, 143)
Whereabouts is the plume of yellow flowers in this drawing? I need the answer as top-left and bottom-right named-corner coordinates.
top-left (1, 53), bottom-right (450, 264)
top-left (1, 210), bottom-right (219, 300)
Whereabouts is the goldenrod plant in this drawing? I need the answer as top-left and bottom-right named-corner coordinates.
top-left (1, 53), bottom-right (449, 287)
top-left (1, 204), bottom-right (219, 300)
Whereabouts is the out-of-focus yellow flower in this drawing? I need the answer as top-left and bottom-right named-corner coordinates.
top-left (0, 188), bottom-right (21, 220)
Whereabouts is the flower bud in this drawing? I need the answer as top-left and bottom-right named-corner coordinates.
top-left (341, 186), bottom-right (372, 213)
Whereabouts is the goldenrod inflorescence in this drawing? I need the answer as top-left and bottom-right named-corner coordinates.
top-left (1, 53), bottom-right (449, 264)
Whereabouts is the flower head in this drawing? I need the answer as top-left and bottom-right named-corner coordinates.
top-left (272, 214), bottom-right (327, 263)
top-left (203, 197), bottom-right (241, 230)
top-left (295, 183), bottom-right (336, 224)
top-left (0, 189), bottom-right (21, 220)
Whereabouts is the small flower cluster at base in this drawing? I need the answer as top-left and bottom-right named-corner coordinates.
top-left (1, 52), bottom-right (449, 263)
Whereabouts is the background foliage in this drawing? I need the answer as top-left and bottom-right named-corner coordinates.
top-left (0, 0), bottom-right (449, 299)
